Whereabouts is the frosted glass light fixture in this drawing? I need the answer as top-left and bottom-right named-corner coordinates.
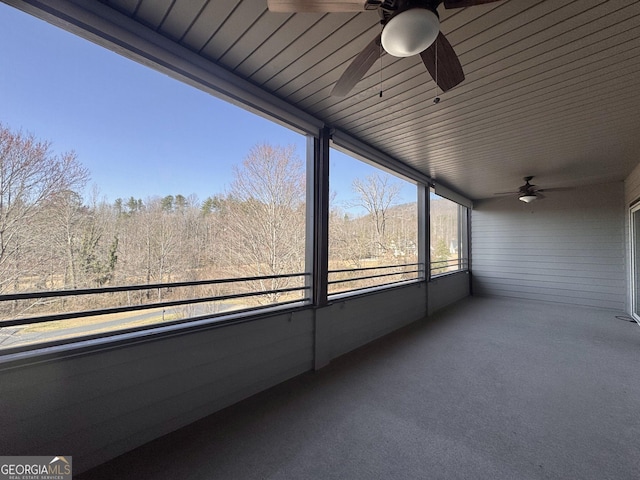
top-left (381, 8), bottom-right (439, 58)
top-left (519, 194), bottom-right (537, 203)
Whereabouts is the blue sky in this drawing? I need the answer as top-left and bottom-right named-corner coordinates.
top-left (0, 2), bottom-right (415, 208)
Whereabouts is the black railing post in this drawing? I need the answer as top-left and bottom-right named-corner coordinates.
top-left (306, 128), bottom-right (330, 307)
top-left (418, 182), bottom-right (429, 282)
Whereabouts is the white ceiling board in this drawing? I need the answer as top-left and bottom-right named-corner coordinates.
top-left (83, 0), bottom-right (640, 199)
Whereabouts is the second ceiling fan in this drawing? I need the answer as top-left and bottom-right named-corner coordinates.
top-left (267, 0), bottom-right (502, 97)
top-left (494, 176), bottom-right (572, 203)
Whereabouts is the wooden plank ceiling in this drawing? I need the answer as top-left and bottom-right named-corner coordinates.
top-left (99, 0), bottom-right (640, 200)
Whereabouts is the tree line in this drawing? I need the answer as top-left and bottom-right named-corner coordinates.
top-left (0, 124), bottom-right (458, 319)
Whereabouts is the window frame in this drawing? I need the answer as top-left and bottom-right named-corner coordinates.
top-left (0, 1), bottom-right (482, 360)
top-left (429, 191), bottom-right (470, 278)
top-left (325, 143), bottom-right (425, 298)
top-left (629, 201), bottom-right (640, 323)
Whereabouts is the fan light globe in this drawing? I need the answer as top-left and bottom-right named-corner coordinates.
top-left (381, 8), bottom-right (439, 58)
top-left (519, 194), bottom-right (537, 203)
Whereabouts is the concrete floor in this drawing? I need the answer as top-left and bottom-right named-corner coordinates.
top-left (77, 297), bottom-right (640, 479)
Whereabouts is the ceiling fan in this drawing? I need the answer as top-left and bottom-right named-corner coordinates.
top-left (494, 176), bottom-right (558, 203)
top-left (267, 0), bottom-right (502, 97)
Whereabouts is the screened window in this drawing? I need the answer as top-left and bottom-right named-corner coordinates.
top-left (0, 4), bottom-right (309, 352)
top-left (630, 203), bottom-right (640, 322)
top-left (430, 192), bottom-right (469, 276)
top-left (328, 148), bottom-right (421, 295)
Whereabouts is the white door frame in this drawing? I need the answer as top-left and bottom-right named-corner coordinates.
top-left (630, 203), bottom-right (640, 323)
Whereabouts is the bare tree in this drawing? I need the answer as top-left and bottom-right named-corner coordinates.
top-left (430, 197), bottom-right (460, 272)
top-left (329, 208), bottom-right (370, 268)
top-left (77, 188), bottom-right (119, 288)
top-left (0, 124), bottom-right (89, 294)
top-left (223, 143), bottom-right (306, 303)
top-left (350, 172), bottom-right (402, 257)
top-left (45, 189), bottom-right (86, 289)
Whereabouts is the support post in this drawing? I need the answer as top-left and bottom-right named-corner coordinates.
top-left (305, 127), bottom-right (330, 307)
top-left (418, 182), bottom-right (430, 283)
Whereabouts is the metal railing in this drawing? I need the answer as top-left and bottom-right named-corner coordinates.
top-left (430, 258), bottom-right (469, 276)
top-left (0, 273), bottom-right (311, 352)
top-left (328, 263), bottom-right (424, 295)
top-left (0, 273), bottom-right (309, 327)
top-left (0, 259), bottom-right (464, 353)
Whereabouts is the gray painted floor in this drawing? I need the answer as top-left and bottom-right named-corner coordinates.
top-left (77, 297), bottom-right (640, 479)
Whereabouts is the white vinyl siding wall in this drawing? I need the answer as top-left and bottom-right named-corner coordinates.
top-left (0, 310), bottom-right (315, 473)
top-left (0, 283), bottom-right (428, 475)
top-left (471, 182), bottom-right (626, 310)
top-left (428, 271), bottom-right (470, 315)
top-left (624, 161), bottom-right (640, 206)
top-left (624, 161), bottom-right (640, 312)
top-left (315, 282), bottom-right (428, 368)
